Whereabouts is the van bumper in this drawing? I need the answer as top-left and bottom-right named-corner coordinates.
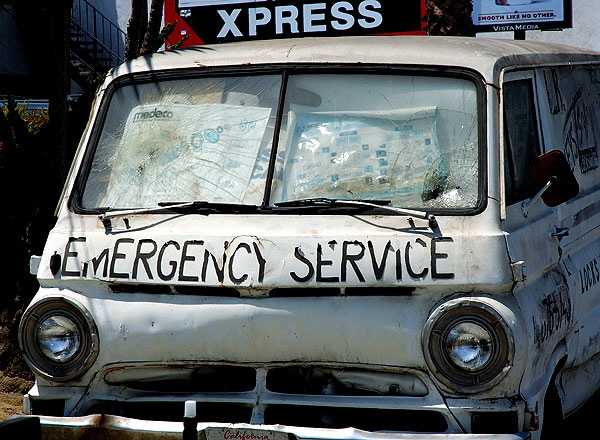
top-left (2, 415), bottom-right (531, 440)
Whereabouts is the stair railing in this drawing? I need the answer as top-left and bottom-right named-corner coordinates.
top-left (71, 0), bottom-right (125, 67)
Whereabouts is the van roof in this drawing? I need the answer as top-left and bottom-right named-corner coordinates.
top-left (115, 36), bottom-right (600, 83)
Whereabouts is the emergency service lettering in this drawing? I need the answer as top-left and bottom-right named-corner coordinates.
top-left (61, 236), bottom-right (454, 284)
top-left (289, 237), bottom-right (454, 282)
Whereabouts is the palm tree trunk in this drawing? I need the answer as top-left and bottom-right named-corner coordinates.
top-left (125, 0), bottom-right (149, 60)
top-left (141, 0), bottom-right (165, 56)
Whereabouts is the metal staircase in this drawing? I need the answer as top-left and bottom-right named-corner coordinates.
top-left (70, 0), bottom-right (125, 85)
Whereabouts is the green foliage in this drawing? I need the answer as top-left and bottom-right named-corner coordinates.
top-left (0, 101), bottom-right (49, 137)
top-left (425, 0), bottom-right (475, 37)
top-left (127, 0), bottom-right (185, 58)
top-left (160, 20), bottom-right (189, 50)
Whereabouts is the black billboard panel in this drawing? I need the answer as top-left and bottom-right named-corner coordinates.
top-left (172, 0), bottom-right (425, 44)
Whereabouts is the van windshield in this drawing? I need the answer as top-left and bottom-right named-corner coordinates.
top-left (79, 71), bottom-right (480, 212)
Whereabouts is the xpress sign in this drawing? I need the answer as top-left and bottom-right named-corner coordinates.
top-left (171, 0), bottom-right (425, 44)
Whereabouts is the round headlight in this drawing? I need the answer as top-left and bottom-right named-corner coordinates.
top-left (445, 321), bottom-right (493, 371)
top-left (423, 300), bottom-right (513, 392)
top-left (19, 297), bottom-right (98, 382)
top-left (36, 315), bottom-right (82, 363)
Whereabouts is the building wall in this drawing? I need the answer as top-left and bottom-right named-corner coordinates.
top-left (86, 0), bottom-right (131, 37)
top-left (0, 13), bottom-right (33, 77)
top-left (478, 0), bottom-right (600, 52)
top-left (0, 7), bottom-right (51, 97)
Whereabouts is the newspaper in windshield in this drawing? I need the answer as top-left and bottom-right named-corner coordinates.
top-left (105, 103), bottom-right (270, 207)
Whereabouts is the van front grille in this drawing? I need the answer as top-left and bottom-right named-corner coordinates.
top-left (91, 364), bottom-right (447, 432)
top-left (265, 405), bottom-right (447, 432)
top-left (85, 401), bottom-right (447, 432)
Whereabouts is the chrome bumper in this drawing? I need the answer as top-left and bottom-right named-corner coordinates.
top-left (2, 415), bottom-right (531, 440)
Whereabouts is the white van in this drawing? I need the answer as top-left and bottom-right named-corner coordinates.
top-left (17, 36), bottom-right (600, 439)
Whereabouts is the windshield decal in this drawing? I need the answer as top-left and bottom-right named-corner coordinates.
top-left (60, 236), bottom-right (454, 285)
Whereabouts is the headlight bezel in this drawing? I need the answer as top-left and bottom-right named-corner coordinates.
top-left (423, 299), bottom-right (514, 393)
top-left (19, 297), bottom-right (99, 382)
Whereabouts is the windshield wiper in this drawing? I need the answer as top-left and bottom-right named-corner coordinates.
top-left (275, 197), bottom-right (391, 208)
top-left (275, 198), bottom-right (438, 229)
top-left (159, 201), bottom-right (259, 214)
top-left (98, 201), bottom-right (256, 221)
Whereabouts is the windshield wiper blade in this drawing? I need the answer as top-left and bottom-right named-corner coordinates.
top-left (275, 198), bottom-right (438, 229)
top-left (98, 201), bottom-right (255, 221)
top-left (159, 201), bottom-right (259, 214)
top-left (275, 197), bottom-right (391, 208)
top-left (98, 201), bottom-right (200, 221)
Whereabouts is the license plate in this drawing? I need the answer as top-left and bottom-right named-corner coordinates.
top-left (206, 427), bottom-right (289, 440)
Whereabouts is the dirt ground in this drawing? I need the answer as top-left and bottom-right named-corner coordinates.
top-left (0, 325), bottom-right (34, 423)
top-left (0, 371), bottom-right (32, 422)
top-left (0, 391), bottom-right (26, 422)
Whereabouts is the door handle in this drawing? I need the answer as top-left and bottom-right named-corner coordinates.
top-left (551, 227), bottom-right (569, 238)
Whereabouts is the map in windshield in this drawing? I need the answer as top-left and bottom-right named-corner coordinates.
top-left (104, 103), bottom-right (270, 207)
top-left (276, 108), bottom-right (444, 204)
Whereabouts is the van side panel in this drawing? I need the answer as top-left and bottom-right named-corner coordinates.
top-left (535, 64), bottom-right (600, 414)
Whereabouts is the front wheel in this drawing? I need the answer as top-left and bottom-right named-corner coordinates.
top-left (540, 384), bottom-right (565, 440)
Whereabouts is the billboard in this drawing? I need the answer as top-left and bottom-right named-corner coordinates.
top-left (472, 0), bottom-right (572, 32)
top-left (165, 0), bottom-right (426, 46)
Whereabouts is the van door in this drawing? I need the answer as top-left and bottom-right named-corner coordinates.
top-left (502, 71), bottom-right (562, 281)
top-left (501, 70), bottom-right (573, 385)
top-left (534, 64), bottom-right (600, 414)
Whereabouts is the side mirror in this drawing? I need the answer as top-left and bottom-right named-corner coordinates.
top-left (530, 150), bottom-right (579, 207)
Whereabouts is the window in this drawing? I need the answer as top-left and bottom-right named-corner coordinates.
top-left (270, 74), bottom-right (480, 210)
top-left (80, 75), bottom-right (282, 209)
top-left (503, 79), bottom-right (541, 205)
top-left (78, 70), bottom-right (481, 213)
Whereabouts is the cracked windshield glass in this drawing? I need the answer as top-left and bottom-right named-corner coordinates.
top-left (80, 72), bottom-right (479, 211)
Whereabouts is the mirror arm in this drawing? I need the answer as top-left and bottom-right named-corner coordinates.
top-left (521, 176), bottom-right (557, 217)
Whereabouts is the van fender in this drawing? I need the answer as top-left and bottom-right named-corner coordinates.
top-left (521, 340), bottom-right (567, 429)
